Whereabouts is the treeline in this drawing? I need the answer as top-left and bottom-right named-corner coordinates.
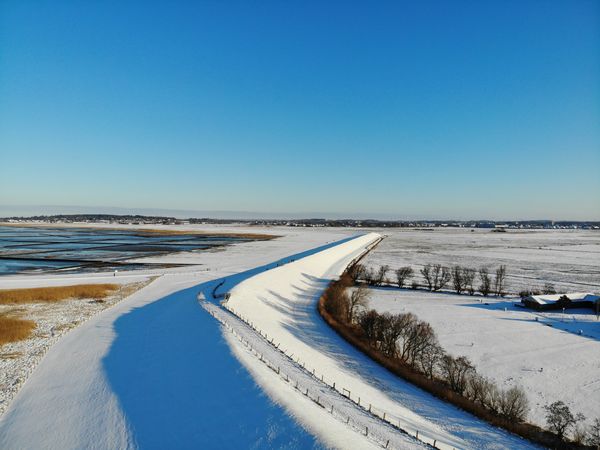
top-left (350, 263), bottom-right (509, 297)
top-left (320, 273), bottom-right (598, 449)
top-left (324, 274), bottom-right (527, 422)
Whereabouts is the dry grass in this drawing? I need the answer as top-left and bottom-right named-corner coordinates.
top-left (0, 314), bottom-right (36, 346)
top-left (0, 284), bottom-right (119, 305)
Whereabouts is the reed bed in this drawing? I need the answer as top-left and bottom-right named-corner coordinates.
top-left (0, 314), bottom-right (36, 345)
top-left (0, 284), bottom-right (119, 304)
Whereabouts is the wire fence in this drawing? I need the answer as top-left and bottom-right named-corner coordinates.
top-left (200, 293), bottom-right (458, 450)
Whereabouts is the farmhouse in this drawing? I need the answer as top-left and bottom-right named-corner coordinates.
top-left (521, 292), bottom-right (600, 311)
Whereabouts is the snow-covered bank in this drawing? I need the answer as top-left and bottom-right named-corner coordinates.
top-left (225, 233), bottom-right (537, 449)
top-left (0, 226), bottom-right (355, 449)
top-left (0, 279), bottom-right (152, 416)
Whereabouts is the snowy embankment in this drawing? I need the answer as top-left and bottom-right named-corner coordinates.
top-left (223, 233), bottom-right (537, 450)
top-left (0, 226), bottom-right (357, 449)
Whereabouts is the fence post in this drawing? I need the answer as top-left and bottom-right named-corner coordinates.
top-left (385, 440), bottom-right (389, 448)
top-left (365, 426), bottom-right (368, 436)
top-left (383, 412), bottom-right (386, 420)
top-left (416, 430), bottom-right (419, 439)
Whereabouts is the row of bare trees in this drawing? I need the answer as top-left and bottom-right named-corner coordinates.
top-left (323, 271), bottom-right (600, 447)
top-left (323, 274), bottom-right (528, 423)
top-left (350, 263), bottom-right (508, 297)
top-left (356, 308), bottom-right (528, 422)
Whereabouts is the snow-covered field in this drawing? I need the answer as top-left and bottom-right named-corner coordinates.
top-left (366, 287), bottom-right (600, 431)
top-left (360, 228), bottom-right (600, 294)
top-left (225, 232), bottom-right (535, 449)
top-left (3, 223), bottom-right (593, 449)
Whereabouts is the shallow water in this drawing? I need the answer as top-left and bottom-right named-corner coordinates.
top-left (0, 226), bottom-right (252, 276)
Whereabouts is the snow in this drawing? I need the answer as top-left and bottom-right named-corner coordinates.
top-left (359, 228), bottom-right (600, 294)
top-left (3, 224), bottom-right (583, 449)
top-left (0, 225), bottom-right (356, 449)
top-left (225, 233), bottom-right (536, 449)
top-left (366, 287), bottom-right (600, 430)
top-left (525, 292), bottom-right (599, 305)
top-left (0, 279), bottom-right (152, 416)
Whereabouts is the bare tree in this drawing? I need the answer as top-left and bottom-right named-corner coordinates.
top-left (347, 285), bottom-right (370, 323)
top-left (432, 264), bottom-right (451, 291)
top-left (324, 281), bottom-right (349, 321)
top-left (374, 265), bottom-right (390, 286)
top-left (498, 386), bottom-right (529, 422)
top-left (358, 310), bottom-right (381, 345)
top-left (395, 314), bottom-right (421, 360)
top-left (348, 264), bottom-right (366, 283)
top-left (479, 268), bottom-right (491, 296)
top-left (380, 313), bottom-right (413, 358)
top-left (421, 264), bottom-right (433, 290)
top-left (440, 355), bottom-right (475, 395)
top-left (395, 266), bottom-right (414, 288)
top-left (462, 267), bottom-right (476, 295)
top-left (544, 401), bottom-right (585, 439)
top-left (363, 267), bottom-right (376, 285)
top-left (402, 320), bottom-right (437, 365)
top-left (494, 265), bottom-right (507, 297)
top-left (452, 265), bottom-right (465, 294)
top-left (468, 373), bottom-right (496, 406)
top-left (418, 340), bottom-right (444, 379)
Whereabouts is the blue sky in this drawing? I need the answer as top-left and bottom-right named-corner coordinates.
top-left (1, 0), bottom-right (599, 220)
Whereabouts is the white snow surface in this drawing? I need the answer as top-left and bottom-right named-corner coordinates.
top-left (366, 288), bottom-right (600, 430)
top-left (360, 228), bottom-right (600, 294)
top-left (0, 225), bottom-right (362, 449)
top-left (225, 233), bottom-right (536, 449)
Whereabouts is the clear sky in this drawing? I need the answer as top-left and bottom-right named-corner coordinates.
top-left (1, 0), bottom-right (599, 220)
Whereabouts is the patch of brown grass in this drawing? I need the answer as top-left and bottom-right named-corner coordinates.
top-left (0, 284), bottom-right (119, 304)
top-left (0, 314), bottom-right (36, 346)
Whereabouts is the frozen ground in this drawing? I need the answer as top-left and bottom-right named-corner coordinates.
top-left (360, 228), bottom-right (600, 294)
top-left (0, 224), bottom-right (358, 449)
top-left (366, 287), bottom-right (600, 430)
top-left (225, 233), bottom-right (535, 449)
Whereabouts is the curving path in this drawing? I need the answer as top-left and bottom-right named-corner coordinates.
top-left (224, 233), bottom-right (538, 450)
